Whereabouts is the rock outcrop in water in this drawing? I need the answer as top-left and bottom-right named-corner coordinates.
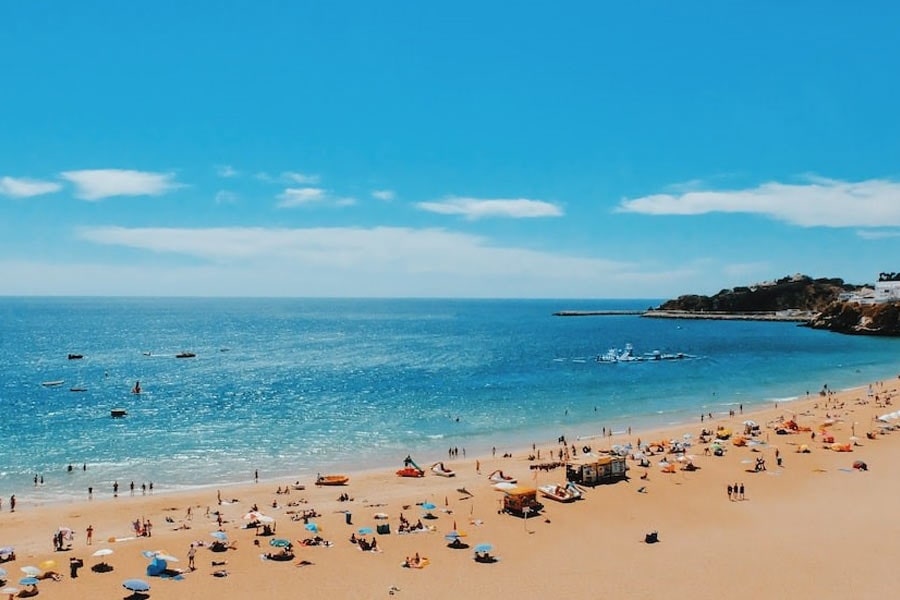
top-left (806, 301), bottom-right (900, 336)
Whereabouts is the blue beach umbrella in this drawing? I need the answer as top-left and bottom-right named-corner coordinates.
top-left (0, 567), bottom-right (7, 578)
top-left (269, 538), bottom-right (291, 548)
top-left (18, 577), bottom-right (39, 586)
top-left (474, 543), bottom-right (493, 553)
top-left (304, 522), bottom-right (319, 533)
top-left (357, 527), bottom-right (373, 535)
top-left (421, 502), bottom-right (436, 511)
top-left (210, 531), bottom-right (228, 541)
top-left (122, 578), bottom-right (150, 592)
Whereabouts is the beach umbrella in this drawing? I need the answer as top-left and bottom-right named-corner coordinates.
top-left (1, 587), bottom-right (19, 598)
top-left (269, 538), bottom-right (291, 548)
top-left (357, 527), bottom-right (373, 535)
top-left (210, 531), bottom-right (228, 541)
top-left (242, 511), bottom-right (264, 521)
top-left (304, 523), bottom-right (319, 533)
top-left (18, 578), bottom-right (38, 586)
top-left (0, 567), bottom-right (6, 578)
top-left (421, 502), bottom-right (436, 511)
top-left (19, 567), bottom-right (40, 578)
top-left (474, 543), bottom-right (493, 553)
top-left (38, 560), bottom-right (56, 571)
top-left (257, 515), bottom-right (275, 524)
top-left (373, 512), bottom-right (389, 520)
top-left (122, 578), bottom-right (150, 592)
top-left (92, 548), bottom-right (114, 558)
top-left (492, 482), bottom-right (516, 491)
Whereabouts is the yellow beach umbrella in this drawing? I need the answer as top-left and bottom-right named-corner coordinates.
top-left (38, 560), bottom-right (56, 571)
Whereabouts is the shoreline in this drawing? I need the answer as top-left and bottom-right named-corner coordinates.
top-left (1, 371), bottom-right (898, 598)
top-left (6, 371), bottom-right (893, 510)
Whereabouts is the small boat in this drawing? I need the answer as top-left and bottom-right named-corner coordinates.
top-left (488, 470), bottom-right (517, 484)
top-left (110, 408), bottom-right (127, 418)
top-left (41, 380), bottom-right (64, 387)
top-left (69, 387), bottom-right (88, 393)
top-left (538, 482), bottom-right (583, 503)
top-left (315, 474), bottom-right (349, 486)
top-left (175, 352), bottom-right (196, 358)
top-left (431, 462), bottom-right (456, 477)
top-left (67, 353), bottom-right (84, 360)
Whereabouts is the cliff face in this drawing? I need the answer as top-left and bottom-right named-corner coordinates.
top-left (806, 301), bottom-right (900, 336)
top-left (658, 275), bottom-right (853, 313)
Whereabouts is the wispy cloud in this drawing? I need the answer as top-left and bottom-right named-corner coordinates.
top-left (71, 225), bottom-right (651, 297)
top-left (417, 196), bottom-right (564, 220)
top-left (0, 175), bottom-right (62, 198)
top-left (617, 177), bottom-right (900, 227)
top-left (60, 169), bottom-right (182, 200)
top-left (372, 189), bottom-right (395, 201)
top-left (277, 187), bottom-right (356, 208)
top-left (214, 190), bottom-right (239, 204)
top-left (281, 171), bottom-right (320, 185)
top-left (277, 187), bottom-right (326, 207)
top-left (216, 165), bottom-right (239, 178)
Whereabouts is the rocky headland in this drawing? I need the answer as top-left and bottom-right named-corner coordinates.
top-left (652, 274), bottom-right (900, 336)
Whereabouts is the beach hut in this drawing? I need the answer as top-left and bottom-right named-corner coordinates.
top-left (565, 455), bottom-right (627, 486)
top-left (501, 487), bottom-right (543, 518)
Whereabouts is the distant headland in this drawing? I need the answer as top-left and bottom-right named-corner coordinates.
top-left (557, 273), bottom-right (900, 336)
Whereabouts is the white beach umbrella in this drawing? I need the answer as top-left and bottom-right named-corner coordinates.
top-left (91, 548), bottom-right (114, 558)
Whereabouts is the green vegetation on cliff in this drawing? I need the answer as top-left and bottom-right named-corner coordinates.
top-left (657, 275), bottom-right (855, 313)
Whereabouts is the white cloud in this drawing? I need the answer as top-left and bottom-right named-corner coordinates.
top-left (417, 196), bottom-right (564, 220)
top-left (277, 187), bottom-right (326, 207)
top-left (60, 169), bottom-right (182, 200)
top-left (617, 177), bottom-right (900, 227)
top-left (216, 165), bottom-right (239, 178)
top-left (67, 225), bottom-right (659, 297)
top-left (214, 190), bottom-right (239, 204)
top-left (281, 171), bottom-right (320, 185)
top-left (372, 189), bottom-right (395, 201)
top-left (0, 176), bottom-right (62, 198)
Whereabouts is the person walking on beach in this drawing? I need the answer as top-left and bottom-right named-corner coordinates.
top-left (727, 484), bottom-right (733, 501)
top-left (86, 524), bottom-right (93, 545)
top-left (113, 481), bottom-right (119, 497)
top-left (188, 543), bottom-right (196, 570)
top-left (739, 483), bottom-right (745, 500)
top-left (10, 494), bottom-right (15, 512)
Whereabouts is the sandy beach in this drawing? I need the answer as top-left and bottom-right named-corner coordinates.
top-left (2, 376), bottom-right (899, 600)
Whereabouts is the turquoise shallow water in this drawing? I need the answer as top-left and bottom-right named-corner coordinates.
top-left (1, 297), bottom-right (898, 501)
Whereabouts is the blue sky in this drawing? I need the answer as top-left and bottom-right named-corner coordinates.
top-left (1, 2), bottom-right (898, 298)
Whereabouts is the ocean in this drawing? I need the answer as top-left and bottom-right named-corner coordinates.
top-left (1, 297), bottom-right (898, 502)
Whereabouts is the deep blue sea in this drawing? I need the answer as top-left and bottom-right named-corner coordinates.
top-left (1, 297), bottom-right (898, 502)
